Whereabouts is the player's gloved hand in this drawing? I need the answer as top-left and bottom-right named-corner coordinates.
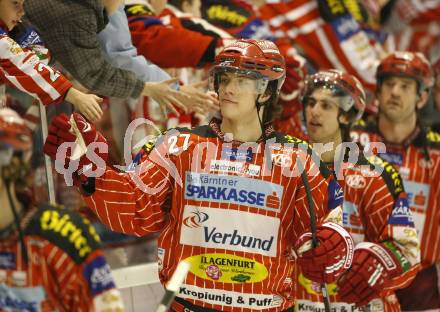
top-left (43, 112), bottom-right (108, 184)
top-left (337, 242), bottom-right (404, 307)
top-left (295, 222), bottom-right (354, 284)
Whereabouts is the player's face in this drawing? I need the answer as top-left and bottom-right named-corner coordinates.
top-left (183, 0), bottom-right (201, 18)
top-left (377, 76), bottom-right (420, 123)
top-left (150, 0), bottom-right (167, 14)
top-left (0, 0), bottom-right (24, 30)
top-left (304, 88), bottom-right (341, 145)
top-left (218, 72), bottom-right (260, 123)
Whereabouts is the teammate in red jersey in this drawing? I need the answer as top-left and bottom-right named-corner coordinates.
top-left (295, 69), bottom-right (420, 311)
top-left (351, 51), bottom-right (440, 311)
top-left (0, 108), bottom-right (123, 311)
top-left (0, 0), bottom-right (103, 122)
top-left (43, 39), bottom-right (355, 311)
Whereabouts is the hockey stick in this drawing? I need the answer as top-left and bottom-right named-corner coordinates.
top-left (155, 261), bottom-right (190, 312)
top-left (297, 157), bottom-right (331, 312)
top-left (39, 101), bottom-right (56, 204)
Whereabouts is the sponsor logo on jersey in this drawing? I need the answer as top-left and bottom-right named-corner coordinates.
top-left (221, 148), bottom-right (253, 162)
top-left (183, 210), bottom-right (209, 228)
top-left (418, 158), bottom-right (434, 169)
top-left (180, 206), bottom-right (280, 257)
top-left (12, 271), bottom-right (26, 287)
top-left (84, 256), bottom-right (116, 296)
top-left (269, 145), bottom-right (297, 167)
top-left (185, 172), bottom-right (283, 212)
top-left (379, 152), bottom-right (403, 166)
top-left (342, 201), bottom-right (363, 233)
top-left (399, 167), bottom-right (410, 179)
top-left (40, 210), bottom-right (97, 261)
top-left (389, 197), bottom-right (414, 226)
top-left (295, 299), bottom-right (380, 312)
top-left (298, 273), bottom-right (337, 296)
top-left (184, 253), bottom-right (268, 283)
top-left (93, 289), bottom-right (124, 311)
top-left (271, 153), bottom-right (292, 167)
top-left (0, 284), bottom-right (46, 312)
top-left (209, 160), bottom-right (260, 176)
top-left (0, 252), bottom-right (15, 269)
top-left (332, 15), bottom-right (360, 41)
top-left (158, 248), bottom-right (165, 271)
top-left (403, 181), bottom-right (430, 211)
top-left (126, 151), bottom-right (143, 172)
top-left (178, 284), bottom-right (283, 309)
top-left (328, 179), bottom-right (344, 210)
top-left (5, 37), bottom-right (23, 55)
top-left (345, 174), bottom-right (366, 189)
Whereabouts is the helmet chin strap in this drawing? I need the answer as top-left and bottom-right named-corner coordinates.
top-left (255, 96), bottom-right (267, 141)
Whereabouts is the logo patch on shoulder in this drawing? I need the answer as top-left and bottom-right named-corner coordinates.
top-left (389, 197), bottom-right (414, 226)
top-left (0, 253), bottom-right (15, 269)
top-left (328, 179), bottom-right (344, 210)
top-left (84, 256), bottom-right (116, 296)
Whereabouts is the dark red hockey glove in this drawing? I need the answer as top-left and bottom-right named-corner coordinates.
top-left (43, 113), bottom-right (108, 185)
top-left (295, 222), bottom-right (354, 284)
top-left (337, 242), bottom-right (405, 307)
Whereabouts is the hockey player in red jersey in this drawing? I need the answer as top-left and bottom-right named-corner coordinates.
top-left (43, 39), bottom-right (355, 311)
top-left (296, 69), bottom-right (420, 311)
top-left (351, 51), bottom-right (440, 311)
top-left (0, 108), bottom-right (123, 311)
top-left (0, 0), bottom-right (103, 122)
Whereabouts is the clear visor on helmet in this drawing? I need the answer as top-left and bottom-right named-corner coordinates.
top-left (209, 67), bottom-right (269, 95)
top-left (304, 79), bottom-right (355, 113)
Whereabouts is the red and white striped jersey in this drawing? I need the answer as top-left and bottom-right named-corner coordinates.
top-left (258, 0), bottom-right (384, 92)
top-left (351, 120), bottom-right (440, 310)
top-left (293, 155), bottom-right (420, 311)
top-left (0, 205), bottom-right (123, 311)
top-left (0, 25), bottom-right (72, 106)
top-left (82, 118), bottom-right (344, 311)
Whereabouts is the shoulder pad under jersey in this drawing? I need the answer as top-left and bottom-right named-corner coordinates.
top-left (425, 129), bottom-right (440, 149)
top-left (273, 132), bottom-right (332, 179)
top-left (25, 205), bottom-right (101, 264)
top-left (363, 154), bottom-right (404, 197)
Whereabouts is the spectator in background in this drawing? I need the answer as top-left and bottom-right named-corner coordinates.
top-left (24, 0), bottom-right (217, 115)
top-left (125, 0), bottom-right (228, 69)
top-left (0, 0), bottom-right (103, 121)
